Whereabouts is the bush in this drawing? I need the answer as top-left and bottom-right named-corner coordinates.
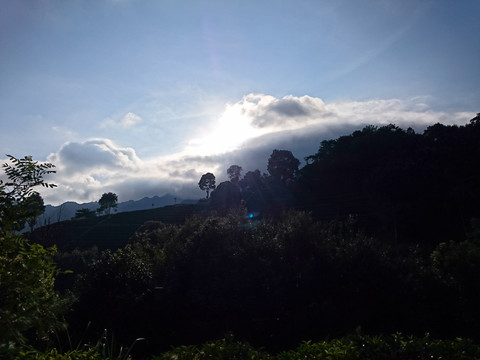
top-left (276, 333), bottom-right (480, 360)
top-left (154, 334), bottom-right (271, 360)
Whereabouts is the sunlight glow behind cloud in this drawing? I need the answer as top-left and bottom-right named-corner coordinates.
top-left (185, 102), bottom-right (263, 155)
top-left (33, 94), bottom-right (475, 205)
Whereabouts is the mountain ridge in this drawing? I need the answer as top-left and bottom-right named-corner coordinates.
top-left (39, 194), bottom-right (197, 225)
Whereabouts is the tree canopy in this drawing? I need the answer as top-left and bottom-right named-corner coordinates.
top-left (210, 181), bottom-right (242, 215)
top-left (0, 155), bottom-right (68, 351)
top-left (98, 192), bottom-right (118, 215)
top-left (227, 165), bottom-right (242, 184)
top-left (299, 119), bottom-right (480, 244)
top-left (198, 172), bottom-right (216, 199)
top-left (267, 149), bottom-right (300, 183)
top-left (0, 155), bottom-right (55, 232)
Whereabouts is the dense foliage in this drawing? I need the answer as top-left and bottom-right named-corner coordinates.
top-left (155, 333), bottom-right (480, 360)
top-left (0, 155), bottom-right (55, 232)
top-left (300, 117), bottom-right (480, 245)
top-left (0, 156), bottom-right (69, 357)
top-left (72, 212), bottom-right (479, 352)
top-left (13, 333), bottom-right (480, 360)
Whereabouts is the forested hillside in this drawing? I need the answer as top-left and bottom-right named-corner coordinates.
top-left (298, 118), bottom-right (480, 246)
top-left (2, 116), bottom-right (480, 359)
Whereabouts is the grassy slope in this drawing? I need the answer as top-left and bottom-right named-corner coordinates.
top-left (30, 204), bottom-right (196, 251)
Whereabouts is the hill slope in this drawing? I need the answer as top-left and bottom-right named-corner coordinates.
top-left (38, 194), bottom-right (195, 225)
top-left (30, 204), bottom-right (196, 251)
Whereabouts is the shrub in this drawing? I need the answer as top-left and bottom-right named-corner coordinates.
top-left (154, 335), bottom-right (271, 360)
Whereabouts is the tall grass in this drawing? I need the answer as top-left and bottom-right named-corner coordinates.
top-left (16, 329), bottom-right (145, 360)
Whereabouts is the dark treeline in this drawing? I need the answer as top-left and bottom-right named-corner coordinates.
top-left (210, 115), bottom-right (480, 247)
top-left (299, 119), bottom-right (480, 246)
top-left (46, 116), bottom-right (480, 356)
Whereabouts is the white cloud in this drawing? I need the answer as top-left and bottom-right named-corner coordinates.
top-left (47, 138), bottom-right (141, 173)
top-left (121, 112), bottom-right (142, 127)
top-left (236, 93), bottom-right (329, 129)
top-left (40, 138), bottom-right (206, 205)
top-left (36, 94), bottom-right (475, 205)
top-left (101, 112), bottom-right (142, 129)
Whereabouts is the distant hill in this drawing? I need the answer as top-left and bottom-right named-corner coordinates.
top-left (30, 204), bottom-right (197, 251)
top-left (38, 194), bottom-right (197, 225)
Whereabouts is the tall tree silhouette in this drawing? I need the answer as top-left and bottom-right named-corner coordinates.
top-left (98, 192), bottom-right (118, 215)
top-left (199, 172), bottom-right (216, 199)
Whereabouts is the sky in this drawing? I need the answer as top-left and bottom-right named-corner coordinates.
top-left (1, 0), bottom-right (479, 205)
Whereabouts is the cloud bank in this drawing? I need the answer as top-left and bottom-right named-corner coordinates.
top-left (37, 94), bottom-right (473, 205)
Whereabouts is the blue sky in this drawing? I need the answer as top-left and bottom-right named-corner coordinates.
top-left (1, 0), bottom-right (479, 205)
